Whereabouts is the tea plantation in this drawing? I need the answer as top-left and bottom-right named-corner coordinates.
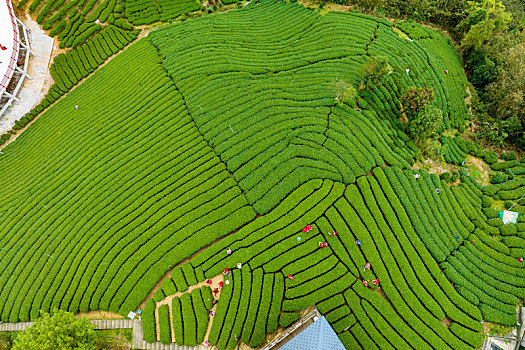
top-left (0, 0), bottom-right (523, 349)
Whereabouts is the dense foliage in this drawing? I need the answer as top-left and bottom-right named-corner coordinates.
top-left (1, 1), bottom-right (524, 350)
top-left (0, 39), bottom-right (255, 322)
top-left (330, 0), bottom-right (524, 148)
top-left (12, 309), bottom-right (96, 350)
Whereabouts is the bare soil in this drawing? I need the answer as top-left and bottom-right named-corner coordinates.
top-left (76, 310), bottom-right (124, 320)
top-left (412, 159), bottom-right (450, 176)
top-left (466, 155), bottom-right (491, 186)
top-left (441, 316), bottom-right (452, 328)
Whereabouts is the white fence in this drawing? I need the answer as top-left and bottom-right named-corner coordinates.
top-left (0, 0), bottom-right (33, 121)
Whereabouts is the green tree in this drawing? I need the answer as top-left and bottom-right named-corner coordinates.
top-left (400, 87), bottom-right (435, 120)
top-left (360, 56), bottom-right (391, 89)
top-left (486, 42), bottom-right (524, 140)
top-left (408, 104), bottom-right (443, 141)
top-left (13, 309), bottom-right (97, 350)
top-left (0, 333), bottom-right (15, 350)
top-left (461, 18), bottom-right (497, 50)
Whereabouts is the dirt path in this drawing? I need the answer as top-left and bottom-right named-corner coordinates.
top-left (153, 273), bottom-right (224, 343)
top-left (76, 310), bottom-right (124, 320)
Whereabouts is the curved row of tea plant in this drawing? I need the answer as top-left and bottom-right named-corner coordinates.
top-left (0, 39), bottom-right (255, 323)
top-left (149, 0), bottom-right (469, 214)
top-left (172, 173), bottom-right (483, 349)
top-left (384, 167), bottom-right (525, 325)
top-left (124, 0), bottom-right (200, 25)
top-left (1, 2), bottom-right (518, 350)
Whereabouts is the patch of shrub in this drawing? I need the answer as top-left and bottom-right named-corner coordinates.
top-left (499, 152), bottom-right (517, 161)
top-left (484, 151), bottom-right (498, 164)
top-left (490, 172), bottom-right (508, 185)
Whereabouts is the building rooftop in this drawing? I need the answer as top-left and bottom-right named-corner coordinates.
top-left (279, 316), bottom-right (346, 350)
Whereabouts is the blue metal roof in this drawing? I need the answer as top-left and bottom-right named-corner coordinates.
top-left (280, 316), bottom-right (346, 350)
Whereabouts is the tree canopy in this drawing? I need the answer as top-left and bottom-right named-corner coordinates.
top-left (400, 87), bottom-right (435, 120)
top-left (13, 310), bottom-right (97, 350)
top-left (360, 56), bottom-right (391, 88)
top-left (408, 104), bottom-right (443, 141)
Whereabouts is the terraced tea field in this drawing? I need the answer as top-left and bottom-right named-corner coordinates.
top-left (1, 0), bottom-right (523, 349)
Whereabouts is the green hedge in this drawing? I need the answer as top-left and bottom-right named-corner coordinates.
top-left (161, 278), bottom-right (177, 296)
top-left (192, 287), bottom-right (209, 344)
top-left (491, 160), bottom-right (520, 171)
top-left (142, 299), bottom-right (156, 343)
top-left (172, 297), bottom-right (183, 344)
top-left (279, 312), bottom-right (301, 328)
top-left (182, 262), bottom-right (198, 286)
top-left (171, 266), bottom-right (188, 293)
top-left (153, 288), bottom-right (165, 302)
top-left (158, 304), bottom-right (172, 344)
top-left (250, 273), bottom-right (274, 347)
top-left (181, 293), bottom-right (196, 346)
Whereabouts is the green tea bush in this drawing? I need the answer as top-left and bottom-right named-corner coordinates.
top-left (491, 160), bottom-right (520, 171)
top-left (2, 2), bottom-right (521, 349)
top-left (158, 304), bottom-right (172, 344)
top-left (153, 289), bottom-right (165, 302)
top-left (484, 151), bottom-right (498, 164)
top-left (180, 294), bottom-right (196, 346)
top-left (500, 152), bottom-right (517, 161)
top-left (490, 172), bottom-right (508, 184)
top-left (142, 299), bottom-right (156, 343)
top-left (279, 312), bottom-right (301, 328)
top-left (172, 297), bottom-right (183, 344)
